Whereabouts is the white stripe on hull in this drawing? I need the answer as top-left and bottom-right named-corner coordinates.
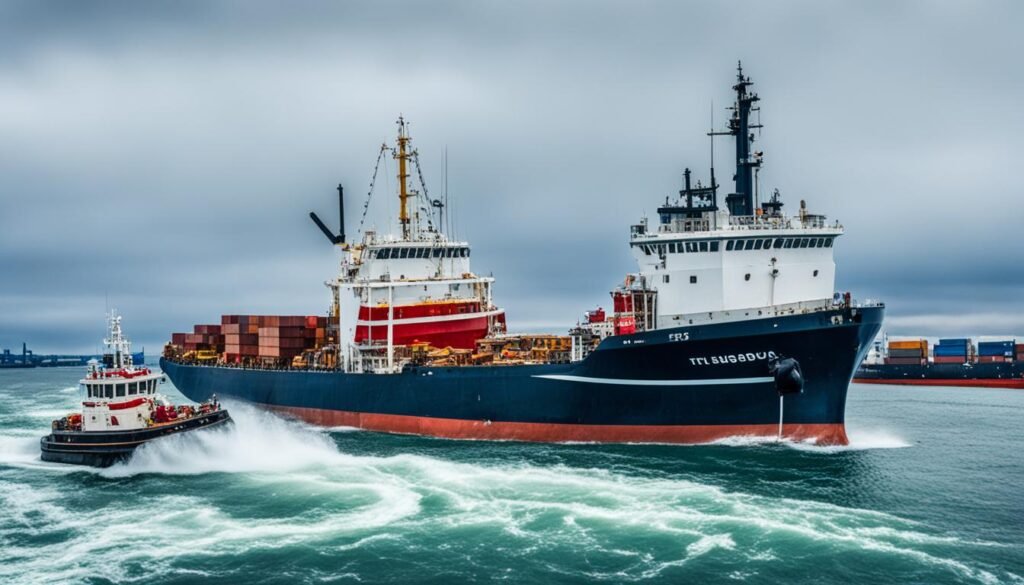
top-left (532, 374), bottom-right (773, 386)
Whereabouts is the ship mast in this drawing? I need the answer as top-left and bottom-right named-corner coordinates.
top-left (710, 61), bottom-right (762, 217)
top-left (395, 116), bottom-right (412, 239)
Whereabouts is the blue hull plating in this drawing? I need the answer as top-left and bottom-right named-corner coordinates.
top-left (162, 305), bottom-right (883, 443)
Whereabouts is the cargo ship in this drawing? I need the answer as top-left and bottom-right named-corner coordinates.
top-left (854, 336), bottom-right (1024, 388)
top-left (161, 65), bottom-right (884, 445)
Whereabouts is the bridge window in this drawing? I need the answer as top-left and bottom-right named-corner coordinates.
top-left (773, 238), bottom-right (784, 249)
top-left (128, 382), bottom-right (137, 395)
top-left (745, 240), bottom-right (755, 251)
top-left (726, 240), bottom-right (735, 251)
top-left (825, 237), bottom-right (834, 248)
top-left (755, 239), bottom-right (765, 250)
top-left (669, 242), bottom-right (677, 254)
top-left (115, 384), bottom-right (125, 397)
top-left (783, 239), bottom-right (793, 249)
top-left (710, 241), bottom-right (720, 252)
top-left (699, 242), bottom-right (708, 252)
top-left (799, 238), bottom-right (809, 248)
top-left (104, 386), bottom-right (113, 399)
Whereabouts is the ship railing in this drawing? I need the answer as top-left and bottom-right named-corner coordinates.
top-left (657, 296), bottom-right (881, 329)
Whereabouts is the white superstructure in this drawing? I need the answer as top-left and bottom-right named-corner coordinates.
top-left (77, 310), bottom-right (167, 431)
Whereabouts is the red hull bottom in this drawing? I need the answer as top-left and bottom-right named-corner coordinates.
top-left (853, 378), bottom-right (1024, 389)
top-left (271, 405), bottom-right (850, 446)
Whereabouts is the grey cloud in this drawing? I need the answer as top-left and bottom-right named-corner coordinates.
top-left (2, 1), bottom-right (1023, 353)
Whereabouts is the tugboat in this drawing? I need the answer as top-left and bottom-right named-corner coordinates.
top-left (40, 310), bottom-right (231, 467)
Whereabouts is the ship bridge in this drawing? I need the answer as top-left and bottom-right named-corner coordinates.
top-left (617, 63), bottom-right (847, 329)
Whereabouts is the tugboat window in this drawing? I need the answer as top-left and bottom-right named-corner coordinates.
top-left (105, 386), bottom-right (113, 399)
top-left (116, 384), bottom-right (125, 397)
top-left (128, 382), bottom-right (137, 395)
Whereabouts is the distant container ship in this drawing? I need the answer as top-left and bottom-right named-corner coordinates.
top-left (854, 337), bottom-right (1024, 388)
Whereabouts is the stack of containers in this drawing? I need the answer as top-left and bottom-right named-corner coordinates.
top-left (258, 316), bottom-right (309, 360)
top-left (977, 340), bottom-right (1015, 363)
top-left (222, 315), bottom-right (260, 361)
top-left (174, 315), bottom-right (331, 364)
top-left (1017, 343), bottom-right (1024, 362)
top-left (933, 338), bottom-right (972, 364)
top-left (886, 339), bottom-right (927, 365)
top-left (181, 324), bottom-right (224, 353)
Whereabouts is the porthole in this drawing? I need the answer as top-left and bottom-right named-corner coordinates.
top-left (745, 273), bottom-right (751, 281)
top-left (813, 269), bottom-right (819, 277)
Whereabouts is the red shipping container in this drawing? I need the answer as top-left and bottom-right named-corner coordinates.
top-left (222, 315), bottom-right (241, 325)
top-left (194, 324), bottom-right (222, 335)
top-left (933, 356), bottom-right (966, 364)
top-left (977, 356), bottom-right (1007, 363)
top-left (171, 333), bottom-right (188, 345)
top-left (221, 323), bottom-right (241, 334)
top-left (239, 345), bottom-right (259, 356)
top-left (258, 346), bottom-right (302, 358)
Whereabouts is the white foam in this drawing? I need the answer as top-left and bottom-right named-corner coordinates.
top-left (102, 401), bottom-right (344, 477)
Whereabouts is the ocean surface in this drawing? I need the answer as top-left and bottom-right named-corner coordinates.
top-left (0, 367), bottom-right (1021, 584)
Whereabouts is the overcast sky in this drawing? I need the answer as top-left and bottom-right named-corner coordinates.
top-left (2, 0), bottom-right (1022, 354)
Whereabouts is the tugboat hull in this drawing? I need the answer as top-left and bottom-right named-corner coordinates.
top-left (40, 410), bottom-right (232, 467)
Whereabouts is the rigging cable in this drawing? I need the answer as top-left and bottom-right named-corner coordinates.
top-left (356, 144), bottom-right (389, 238)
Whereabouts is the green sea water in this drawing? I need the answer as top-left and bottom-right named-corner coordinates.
top-left (1, 367), bottom-right (1021, 584)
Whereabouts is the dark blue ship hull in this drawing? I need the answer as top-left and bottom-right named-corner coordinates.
top-left (162, 305), bottom-right (883, 444)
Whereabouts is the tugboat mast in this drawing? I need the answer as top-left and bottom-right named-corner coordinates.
top-left (710, 61), bottom-right (762, 217)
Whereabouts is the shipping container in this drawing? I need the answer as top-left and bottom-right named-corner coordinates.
top-left (257, 346), bottom-right (303, 358)
top-left (259, 337), bottom-right (308, 349)
top-left (171, 333), bottom-right (188, 345)
top-left (978, 341), bottom-right (1014, 357)
top-left (888, 348), bottom-right (926, 358)
top-left (885, 357), bottom-right (925, 365)
top-left (938, 338), bottom-right (970, 346)
top-left (258, 326), bottom-right (306, 338)
top-left (932, 356), bottom-right (967, 364)
top-left (934, 346), bottom-right (970, 357)
top-left (888, 339), bottom-right (927, 351)
top-left (194, 324), bottom-right (222, 335)
top-left (1017, 344), bottom-right (1024, 357)
top-left (977, 355), bottom-right (1008, 363)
